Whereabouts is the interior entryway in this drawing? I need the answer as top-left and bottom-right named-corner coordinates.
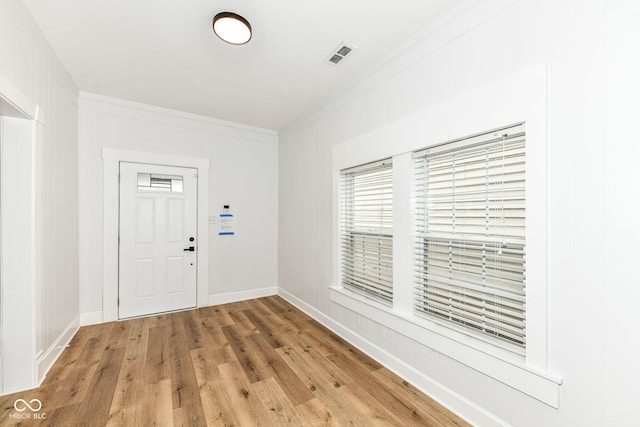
top-left (118, 162), bottom-right (198, 319)
top-left (0, 82), bottom-right (42, 393)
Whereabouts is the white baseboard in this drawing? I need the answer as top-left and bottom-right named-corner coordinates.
top-left (80, 311), bottom-right (103, 326)
top-left (208, 286), bottom-right (278, 306)
top-left (81, 287), bottom-right (278, 325)
top-left (277, 288), bottom-right (508, 427)
top-left (36, 315), bottom-right (80, 385)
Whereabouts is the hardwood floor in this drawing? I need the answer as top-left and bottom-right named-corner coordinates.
top-left (0, 296), bottom-right (470, 426)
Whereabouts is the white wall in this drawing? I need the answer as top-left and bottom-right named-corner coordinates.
top-left (1, 115), bottom-right (37, 392)
top-left (278, 0), bottom-right (640, 425)
top-left (0, 0), bottom-right (79, 391)
top-left (78, 93), bottom-right (279, 318)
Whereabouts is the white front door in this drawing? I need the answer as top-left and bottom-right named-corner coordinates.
top-left (118, 162), bottom-right (198, 319)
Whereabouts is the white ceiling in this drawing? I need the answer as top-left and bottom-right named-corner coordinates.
top-left (23, 0), bottom-right (460, 130)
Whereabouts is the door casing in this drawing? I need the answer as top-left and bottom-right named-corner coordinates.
top-left (102, 148), bottom-right (209, 323)
top-left (0, 78), bottom-right (43, 393)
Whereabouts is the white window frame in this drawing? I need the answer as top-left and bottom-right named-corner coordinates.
top-left (413, 123), bottom-right (527, 355)
top-left (331, 64), bottom-right (562, 407)
top-left (340, 159), bottom-right (394, 305)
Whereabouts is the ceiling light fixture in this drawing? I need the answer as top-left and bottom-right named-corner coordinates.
top-left (212, 12), bottom-right (252, 45)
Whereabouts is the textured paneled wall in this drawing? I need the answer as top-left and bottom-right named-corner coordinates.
top-left (78, 93), bottom-right (279, 316)
top-left (0, 0), bottom-right (79, 379)
top-left (278, 0), bottom-right (640, 425)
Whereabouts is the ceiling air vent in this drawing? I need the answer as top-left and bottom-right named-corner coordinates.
top-left (326, 42), bottom-right (357, 66)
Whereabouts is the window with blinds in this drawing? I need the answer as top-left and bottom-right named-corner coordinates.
top-left (413, 124), bottom-right (526, 354)
top-left (340, 159), bottom-right (393, 305)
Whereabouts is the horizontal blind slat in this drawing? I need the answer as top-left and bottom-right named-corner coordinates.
top-left (341, 159), bottom-right (394, 305)
top-left (413, 124), bottom-right (526, 354)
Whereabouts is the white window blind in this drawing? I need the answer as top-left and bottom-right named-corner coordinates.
top-left (413, 124), bottom-right (526, 354)
top-left (340, 159), bottom-right (393, 305)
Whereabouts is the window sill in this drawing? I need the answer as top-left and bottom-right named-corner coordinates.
top-left (329, 286), bottom-right (563, 408)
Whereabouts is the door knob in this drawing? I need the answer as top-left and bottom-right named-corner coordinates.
top-left (183, 246), bottom-right (195, 252)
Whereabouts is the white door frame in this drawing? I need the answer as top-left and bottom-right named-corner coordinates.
top-left (0, 75), bottom-right (43, 394)
top-left (102, 148), bottom-right (209, 322)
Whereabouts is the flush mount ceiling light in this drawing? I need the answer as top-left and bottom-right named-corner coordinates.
top-left (212, 12), bottom-right (252, 45)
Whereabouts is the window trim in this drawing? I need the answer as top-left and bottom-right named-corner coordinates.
top-left (331, 63), bottom-right (560, 407)
top-left (413, 123), bottom-right (527, 355)
top-left (340, 159), bottom-right (394, 305)
top-left (329, 285), bottom-right (562, 406)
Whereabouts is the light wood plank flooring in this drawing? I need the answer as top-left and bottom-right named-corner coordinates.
top-left (0, 296), bottom-right (470, 426)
